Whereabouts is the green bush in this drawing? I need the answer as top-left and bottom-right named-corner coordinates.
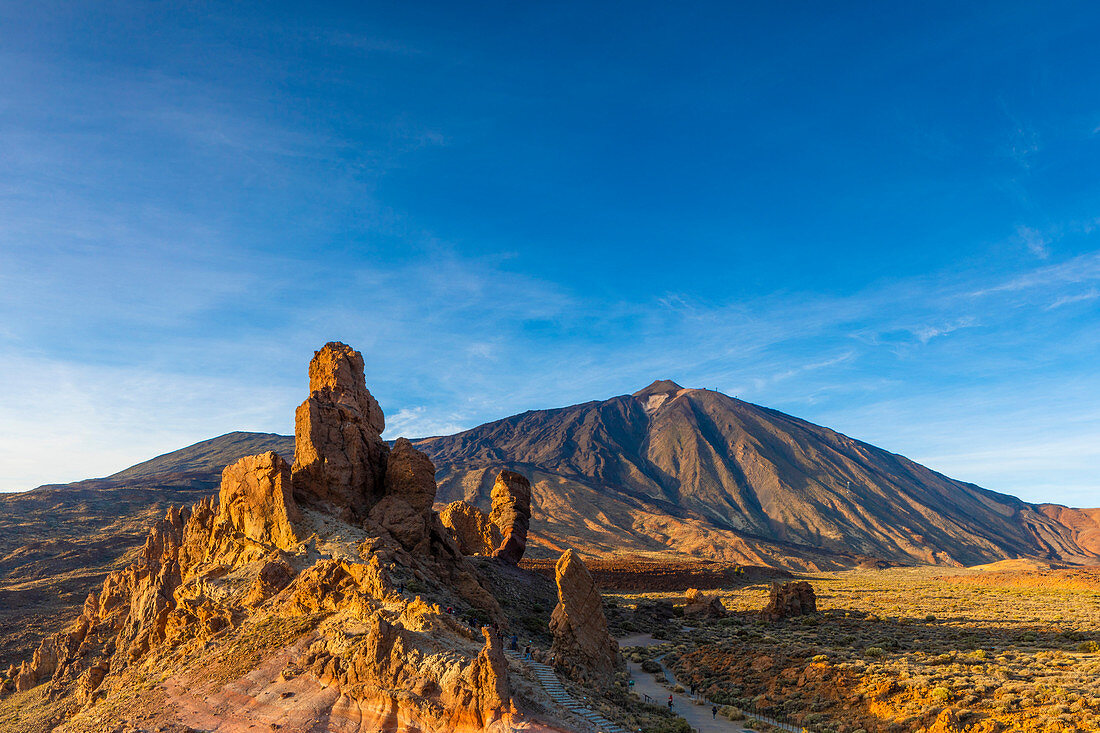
top-left (864, 646), bottom-right (885, 658)
top-left (1077, 640), bottom-right (1100, 653)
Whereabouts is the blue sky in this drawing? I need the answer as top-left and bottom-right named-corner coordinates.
top-left (1, 1), bottom-right (1098, 505)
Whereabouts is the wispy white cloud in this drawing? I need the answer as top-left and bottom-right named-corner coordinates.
top-left (384, 406), bottom-right (468, 440)
top-left (1015, 224), bottom-right (1051, 259)
top-left (971, 250), bottom-right (1100, 295)
top-left (1046, 288), bottom-right (1100, 310)
top-left (910, 317), bottom-right (978, 343)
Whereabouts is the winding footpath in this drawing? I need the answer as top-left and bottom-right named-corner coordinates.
top-left (618, 633), bottom-right (804, 733)
top-left (504, 650), bottom-right (629, 733)
top-left (506, 634), bottom-right (805, 733)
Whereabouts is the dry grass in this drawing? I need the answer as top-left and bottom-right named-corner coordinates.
top-left (614, 566), bottom-right (1100, 733)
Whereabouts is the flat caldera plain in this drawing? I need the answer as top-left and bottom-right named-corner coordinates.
top-left (613, 564), bottom-right (1100, 733)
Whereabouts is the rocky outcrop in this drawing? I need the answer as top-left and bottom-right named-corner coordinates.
top-left (384, 437), bottom-right (437, 515)
top-left (11, 504), bottom-right (192, 697)
top-left (369, 437), bottom-right (439, 552)
top-left (763, 580), bottom-right (817, 620)
top-left (549, 549), bottom-right (621, 686)
top-left (489, 470), bottom-right (531, 564)
top-left (292, 341), bottom-right (389, 518)
top-left (439, 501), bottom-right (501, 556)
top-left (217, 451), bottom-right (300, 551)
top-left (6, 342), bottom-right (531, 733)
top-left (683, 588), bottom-right (726, 619)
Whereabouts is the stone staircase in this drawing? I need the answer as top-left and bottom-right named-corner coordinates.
top-left (505, 650), bottom-right (630, 733)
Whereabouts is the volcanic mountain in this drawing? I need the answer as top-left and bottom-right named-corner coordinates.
top-left (420, 380), bottom-right (1100, 569)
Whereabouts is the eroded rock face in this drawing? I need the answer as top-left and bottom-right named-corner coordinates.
top-left (369, 495), bottom-right (430, 553)
top-left (218, 451), bottom-right (300, 551)
top-left (549, 549), bottom-right (621, 686)
top-left (369, 438), bottom-right (439, 551)
top-left (439, 501), bottom-right (501, 556)
top-left (489, 470), bottom-right (531, 564)
top-left (763, 580), bottom-right (817, 620)
top-left (384, 437), bottom-right (437, 515)
top-left (292, 342), bottom-right (389, 517)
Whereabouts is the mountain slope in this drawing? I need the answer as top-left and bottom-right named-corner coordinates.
top-left (418, 381), bottom-right (1100, 568)
top-left (107, 431), bottom-right (294, 482)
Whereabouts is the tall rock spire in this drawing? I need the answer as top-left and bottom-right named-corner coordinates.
top-left (291, 341), bottom-right (389, 518)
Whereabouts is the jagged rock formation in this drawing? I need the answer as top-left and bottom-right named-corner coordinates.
top-left (217, 451), bottom-right (300, 551)
top-left (3, 343), bottom-right (551, 733)
top-left (763, 580), bottom-right (817, 620)
top-left (440, 500), bottom-right (502, 556)
top-left (682, 588), bottom-right (726, 619)
top-left (292, 341), bottom-right (389, 518)
top-left (490, 470), bottom-right (531, 564)
top-left (549, 549), bottom-right (621, 686)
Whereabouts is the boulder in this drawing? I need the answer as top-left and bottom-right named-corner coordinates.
top-left (633, 599), bottom-right (676, 628)
top-left (683, 588), bottom-right (726, 619)
top-left (439, 501), bottom-right (501, 556)
top-left (489, 470), bottom-right (531, 564)
top-left (243, 559), bottom-right (295, 607)
top-left (762, 580), bottom-right (817, 620)
top-left (549, 549), bottom-right (620, 685)
top-left (292, 342), bottom-right (389, 517)
top-left (927, 708), bottom-right (964, 733)
top-left (217, 451), bottom-right (300, 551)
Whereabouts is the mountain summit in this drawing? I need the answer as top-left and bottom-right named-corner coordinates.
top-left (632, 379), bottom-right (684, 397)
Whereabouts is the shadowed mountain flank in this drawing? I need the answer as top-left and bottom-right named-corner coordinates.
top-left (108, 432), bottom-right (295, 483)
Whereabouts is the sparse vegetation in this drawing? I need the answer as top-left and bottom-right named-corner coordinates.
top-left (611, 565), bottom-right (1100, 732)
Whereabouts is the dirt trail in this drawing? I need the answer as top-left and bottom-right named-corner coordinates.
top-left (620, 633), bottom-right (755, 733)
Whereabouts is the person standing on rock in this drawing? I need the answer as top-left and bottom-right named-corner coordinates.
top-left (668, 694), bottom-right (673, 710)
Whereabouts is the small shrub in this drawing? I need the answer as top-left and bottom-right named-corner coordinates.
top-left (1077, 640), bottom-right (1100, 653)
top-left (864, 647), bottom-right (885, 658)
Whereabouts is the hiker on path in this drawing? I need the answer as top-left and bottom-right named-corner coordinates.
top-left (667, 694), bottom-right (673, 710)
top-left (712, 705), bottom-right (718, 719)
